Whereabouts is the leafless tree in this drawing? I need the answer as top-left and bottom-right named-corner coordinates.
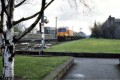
top-left (67, 0), bottom-right (93, 13)
top-left (0, 0), bottom-right (92, 79)
top-left (0, 0), bottom-right (54, 79)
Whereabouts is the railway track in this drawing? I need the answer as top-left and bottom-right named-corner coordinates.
top-left (18, 38), bottom-right (57, 43)
top-left (15, 38), bottom-right (85, 52)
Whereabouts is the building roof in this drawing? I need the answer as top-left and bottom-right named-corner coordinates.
top-left (107, 15), bottom-right (120, 23)
top-left (114, 19), bottom-right (120, 23)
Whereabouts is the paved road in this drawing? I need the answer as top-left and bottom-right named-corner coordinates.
top-left (62, 58), bottom-right (120, 80)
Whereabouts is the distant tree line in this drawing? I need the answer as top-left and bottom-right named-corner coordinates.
top-left (90, 22), bottom-right (102, 38)
top-left (90, 21), bottom-right (120, 39)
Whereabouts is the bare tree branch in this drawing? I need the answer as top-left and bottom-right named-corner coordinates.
top-left (79, 0), bottom-right (91, 11)
top-left (15, 0), bottom-right (46, 42)
top-left (68, 0), bottom-right (73, 8)
top-left (13, 11), bottom-right (40, 26)
top-left (0, 1), bottom-right (4, 34)
top-left (45, 0), bottom-right (54, 9)
top-left (13, 0), bottom-right (54, 26)
top-left (15, 0), bottom-right (26, 8)
top-left (1, 0), bottom-right (9, 17)
top-left (7, 0), bottom-right (15, 29)
top-left (0, 0), bottom-right (8, 41)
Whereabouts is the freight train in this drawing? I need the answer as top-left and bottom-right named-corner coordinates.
top-left (57, 27), bottom-right (84, 42)
top-left (15, 27), bottom-right (86, 42)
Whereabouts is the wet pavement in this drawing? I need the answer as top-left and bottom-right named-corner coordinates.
top-left (62, 58), bottom-right (120, 80)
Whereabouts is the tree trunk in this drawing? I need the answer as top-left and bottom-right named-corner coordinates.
top-left (0, 0), bottom-right (47, 79)
top-left (2, 30), bottom-right (14, 80)
top-left (1, 0), bottom-right (15, 79)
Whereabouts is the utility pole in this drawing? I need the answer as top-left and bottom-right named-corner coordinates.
top-left (72, 26), bottom-right (73, 31)
top-left (80, 28), bottom-right (83, 37)
top-left (55, 17), bottom-right (57, 38)
top-left (72, 26), bottom-right (74, 36)
top-left (80, 28), bottom-right (82, 32)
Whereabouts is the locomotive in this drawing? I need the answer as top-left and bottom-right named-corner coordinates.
top-left (57, 27), bottom-right (82, 41)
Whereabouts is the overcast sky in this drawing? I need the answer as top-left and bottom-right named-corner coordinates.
top-left (14, 0), bottom-right (120, 35)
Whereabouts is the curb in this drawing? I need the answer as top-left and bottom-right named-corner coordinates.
top-left (15, 51), bottom-right (120, 58)
top-left (44, 52), bottom-right (120, 58)
top-left (43, 57), bottom-right (74, 80)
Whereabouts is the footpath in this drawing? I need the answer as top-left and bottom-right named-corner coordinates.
top-left (62, 58), bottom-right (120, 80)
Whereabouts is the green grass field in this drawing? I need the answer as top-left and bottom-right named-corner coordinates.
top-left (0, 56), bottom-right (69, 80)
top-left (45, 38), bottom-right (120, 53)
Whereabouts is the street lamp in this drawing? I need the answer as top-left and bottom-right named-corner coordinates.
top-left (44, 16), bottom-right (49, 24)
top-left (39, 16), bottom-right (49, 55)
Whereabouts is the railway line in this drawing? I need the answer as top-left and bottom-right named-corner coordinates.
top-left (18, 38), bottom-right (57, 43)
top-left (16, 38), bottom-right (85, 51)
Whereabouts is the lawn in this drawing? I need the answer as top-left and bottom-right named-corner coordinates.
top-left (45, 38), bottom-right (120, 53)
top-left (0, 56), bottom-right (69, 80)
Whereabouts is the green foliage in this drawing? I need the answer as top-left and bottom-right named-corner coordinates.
top-left (0, 56), bottom-right (69, 80)
top-left (45, 38), bottom-right (120, 53)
